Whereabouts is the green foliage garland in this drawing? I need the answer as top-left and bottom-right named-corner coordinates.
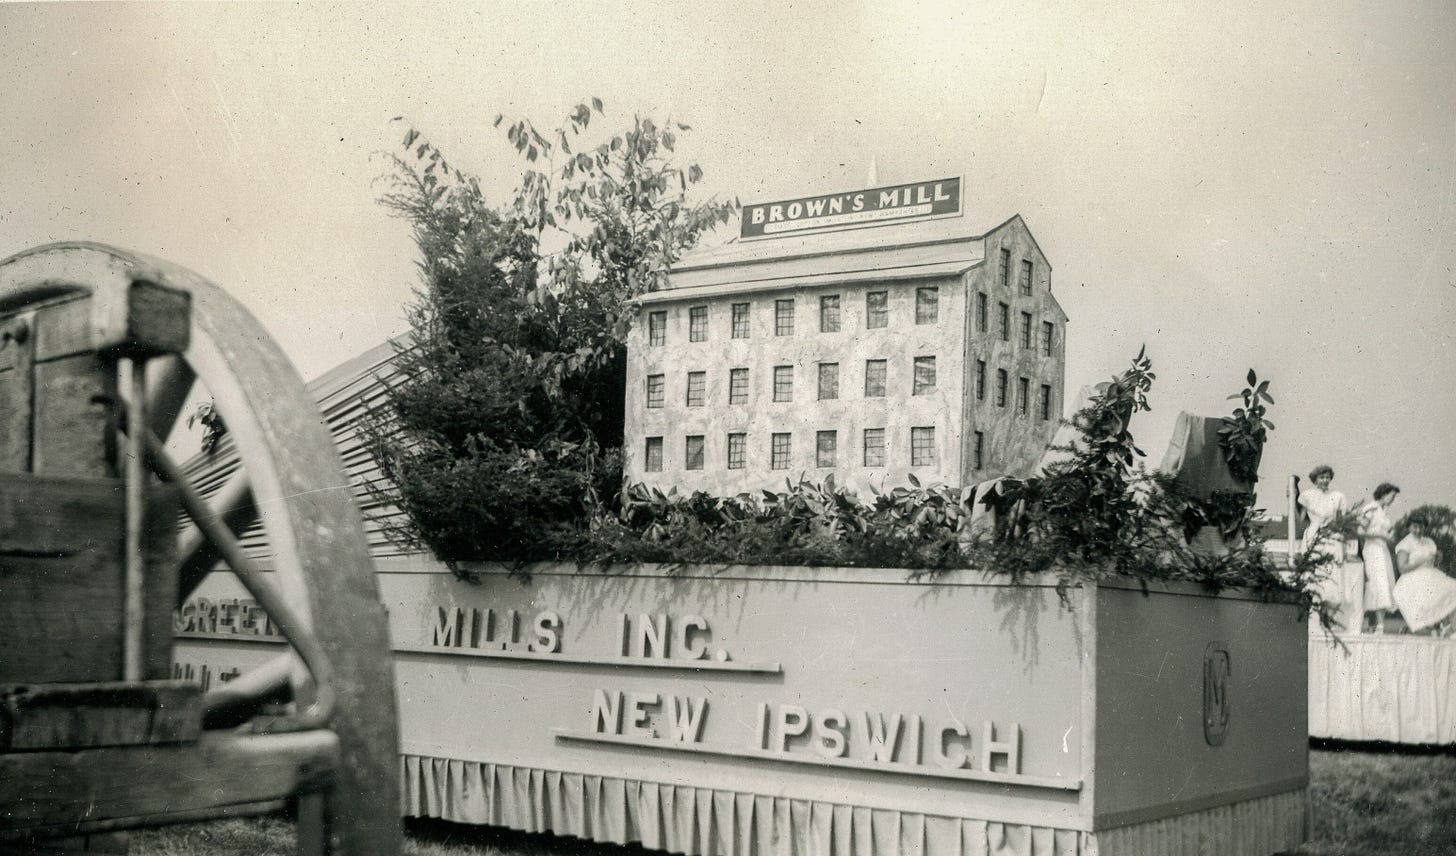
top-left (535, 352), bottom-right (1332, 627)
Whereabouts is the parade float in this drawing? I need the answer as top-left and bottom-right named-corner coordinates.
top-left (169, 348), bottom-right (1314, 856)
top-left (165, 163), bottom-right (1314, 854)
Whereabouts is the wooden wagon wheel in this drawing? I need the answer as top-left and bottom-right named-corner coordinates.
top-left (0, 243), bottom-right (400, 856)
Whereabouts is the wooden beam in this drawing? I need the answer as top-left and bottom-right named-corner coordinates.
top-left (0, 730), bottom-right (338, 841)
top-left (0, 681), bottom-right (201, 751)
top-left (0, 475), bottom-right (179, 683)
top-left (16, 801), bottom-right (287, 848)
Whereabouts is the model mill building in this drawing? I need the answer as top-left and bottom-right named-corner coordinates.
top-left (623, 185), bottom-right (1067, 497)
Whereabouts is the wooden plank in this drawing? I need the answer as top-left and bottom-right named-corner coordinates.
top-left (24, 832), bottom-right (131, 854)
top-left (0, 476), bottom-right (179, 682)
top-left (31, 294), bottom-right (93, 363)
top-left (0, 730), bottom-right (336, 840)
top-left (0, 311), bottom-right (34, 472)
top-left (122, 280), bottom-right (191, 356)
top-left (0, 681), bottom-right (201, 751)
top-left (32, 352), bottom-right (115, 477)
top-left (295, 791), bottom-right (330, 856)
top-left (18, 801), bottom-right (286, 849)
top-left (29, 284), bottom-right (189, 362)
top-left (0, 474), bottom-right (123, 557)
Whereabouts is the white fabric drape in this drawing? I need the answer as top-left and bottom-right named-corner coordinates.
top-left (1309, 633), bottom-right (1456, 743)
top-left (400, 754), bottom-right (1306, 856)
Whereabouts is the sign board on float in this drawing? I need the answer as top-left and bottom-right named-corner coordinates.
top-left (739, 177), bottom-right (962, 240)
top-left (174, 560), bottom-right (1311, 855)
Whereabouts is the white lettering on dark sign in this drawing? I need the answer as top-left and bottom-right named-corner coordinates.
top-left (740, 178), bottom-right (961, 239)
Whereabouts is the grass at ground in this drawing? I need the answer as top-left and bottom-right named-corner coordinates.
top-left (1296, 743), bottom-right (1456, 856)
top-left (129, 747), bottom-right (1456, 856)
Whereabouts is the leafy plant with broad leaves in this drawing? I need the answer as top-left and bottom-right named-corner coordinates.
top-left (1218, 369), bottom-right (1274, 484)
top-left (366, 100), bottom-right (736, 575)
top-left (972, 347), bottom-right (1161, 577)
top-left (187, 401), bottom-right (227, 456)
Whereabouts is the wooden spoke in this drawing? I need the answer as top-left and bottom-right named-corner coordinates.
top-left (200, 654), bottom-right (298, 729)
top-left (174, 469), bottom-right (257, 604)
top-left (144, 429), bottom-right (334, 732)
top-left (144, 354), bottom-right (197, 440)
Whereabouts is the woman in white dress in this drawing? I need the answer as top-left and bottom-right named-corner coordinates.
top-left (1299, 465), bottom-right (1349, 558)
top-left (1392, 521), bottom-right (1456, 634)
top-left (1356, 483), bottom-right (1399, 633)
top-left (1300, 465), bottom-right (1357, 630)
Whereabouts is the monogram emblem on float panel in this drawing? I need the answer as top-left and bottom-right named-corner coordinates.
top-left (1203, 642), bottom-right (1232, 746)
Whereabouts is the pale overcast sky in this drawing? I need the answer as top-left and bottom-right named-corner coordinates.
top-left (2, 1), bottom-right (1452, 510)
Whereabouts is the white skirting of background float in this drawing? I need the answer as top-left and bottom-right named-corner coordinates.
top-left (1308, 630), bottom-right (1456, 744)
top-left (400, 754), bottom-right (1307, 856)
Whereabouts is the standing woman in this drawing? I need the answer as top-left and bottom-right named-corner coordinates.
top-left (1300, 465), bottom-right (1357, 630)
top-left (1300, 465), bottom-right (1349, 557)
top-left (1357, 483), bottom-right (1400, 633)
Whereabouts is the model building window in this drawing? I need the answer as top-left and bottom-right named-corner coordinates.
top-left (912, 356), bottom-right (936, 394)
top-left (770, 432), bottom-right (791, 470)
top-left (915, 286), bottom-right (939, 324)
top-left (910, 426), bottom-right (936, 467)
top-left (1020, 312), bottom-right (1032, 349)
top-left (685, 435), bottom-right (705, 470)
top-left (645, 436), bottom-right (663, 472)
top-left (976, 359), bottom-right (987, 400)
top-left (731, 302), bottom-right (751, 339)
top-left (648, 310), bottom-right (666, 346)
top-left (973, 431), bottom-right (985, 470)
top-left (1040, 384), bottom-right (1053, 421)
top-left (773, 365), bottom-right (793, 402)
top-left (728, 367), bottom-right (749, 405)
top-left (727, 432), bottom-right (747, 470)
top-left (977, 292), bottom-right (988, 332)
top-left (998, 248), bottom-right (1010, 287)
top-left (1042, 321), bottom-right (1055, 356)
top-left (864, 359), bottom-right (887, 397)
top-left (1019, 259), bottom-right (1033, 295)
top-left (686, 371), bottom-right (706, 407)
top-left (689, 306), bottom-right (708, 342)
top-left (816, 430), bottom-right (837, 468)
top-left (1017, 377), bottom-right (1030, 416)
top-left (774, 299), bottom-right (795, 336)
top-left (996, 369), bottom-right (1008, 407)
top-left (865, 290), bottom-right (888, 329)
top-left (820, 295), bottom-right (841, 333)
top-left (863, 428), bottom-right (886, 467)
top-left (998, 302), bottom-right (1010, 341)
top-left (646, 373), bottom-right (665, 408)
top-left (818, 362), bottom-right (839, 400)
